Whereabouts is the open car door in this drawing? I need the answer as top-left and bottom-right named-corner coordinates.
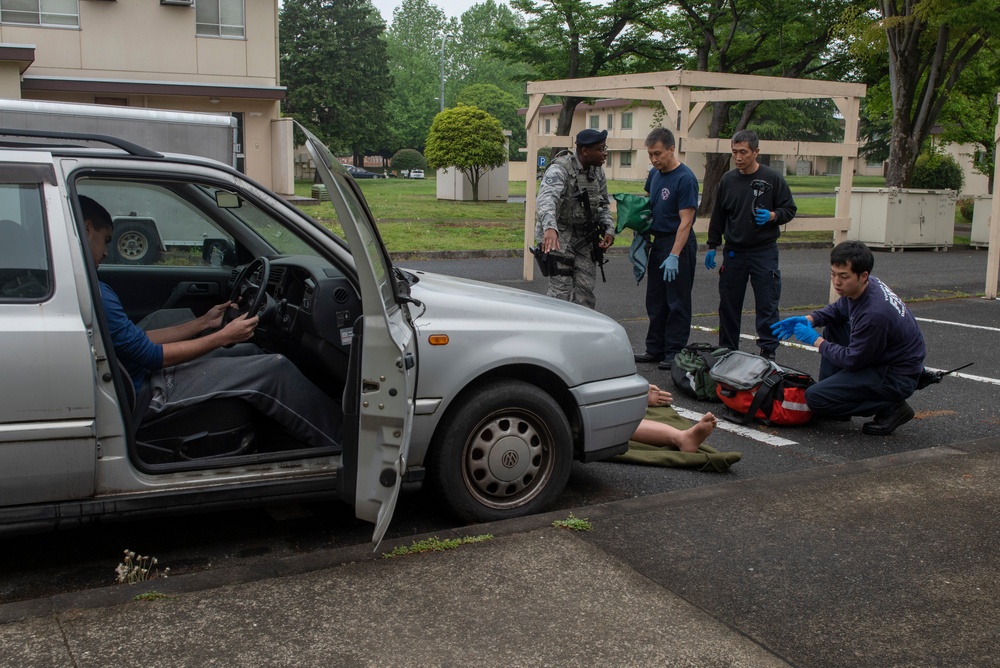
top-left (301, 126), bottom-right (416, 549)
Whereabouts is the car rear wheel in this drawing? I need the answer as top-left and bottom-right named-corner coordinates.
top-left (430, 380), bottom-right (572, 523)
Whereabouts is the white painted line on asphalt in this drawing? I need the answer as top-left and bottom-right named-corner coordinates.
top-left (690, 325), bottom-right (817, 352)
top-left (915, 317), bottom-right (1000, 332)
top-left (672, 405), bottom-right (799, 447)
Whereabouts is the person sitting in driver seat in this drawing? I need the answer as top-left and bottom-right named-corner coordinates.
top-left (80, 195), bottom-right (342, 449)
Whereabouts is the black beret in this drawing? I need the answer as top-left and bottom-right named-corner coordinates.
top-left (576, 129), bottom-right (608, 146)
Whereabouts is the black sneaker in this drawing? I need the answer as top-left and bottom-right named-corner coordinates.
top-left (634, 353), bottom-right (664, 364)
top-left (657, 358), bottom-right (674, 371)
top-left (759, 348), bottom-right (776, 360)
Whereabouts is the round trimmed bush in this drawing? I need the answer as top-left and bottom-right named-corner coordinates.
top-left (910, 152), bottom-right (964, 191)
top-left (390, 149), bottom-right (426, 176)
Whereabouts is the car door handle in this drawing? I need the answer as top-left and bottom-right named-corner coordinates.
top-left (187, 283), bottom-right (211, 294)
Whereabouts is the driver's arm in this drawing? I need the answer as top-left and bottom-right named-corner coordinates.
top-left (147, 301), bottom-right (235, 345)
top-left (160, 314), bottom-right (258, 367)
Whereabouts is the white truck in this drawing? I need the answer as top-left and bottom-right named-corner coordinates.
top-left (0, 99), bottom-right (238, 264)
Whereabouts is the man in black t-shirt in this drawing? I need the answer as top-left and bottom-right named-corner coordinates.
top-left (705, 130), bottom-right (797, 359)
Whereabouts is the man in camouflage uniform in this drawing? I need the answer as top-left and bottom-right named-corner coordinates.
top-left (534, 128), bottom-right (615, 309)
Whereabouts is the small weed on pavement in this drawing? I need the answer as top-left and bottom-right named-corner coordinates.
top-left (552, 513), bottom-right (593, 531)
top-left (383, 534), bottom-right (493, 558)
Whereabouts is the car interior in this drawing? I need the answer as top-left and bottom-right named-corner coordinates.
top-left (76, 174), bottom-right (364, 471)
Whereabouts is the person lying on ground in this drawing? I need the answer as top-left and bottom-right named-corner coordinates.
top-left (635, 384), bottom-right (718, 453)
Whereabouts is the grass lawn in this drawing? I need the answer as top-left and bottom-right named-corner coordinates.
top-left (293, 174), bottom-right (901, 253)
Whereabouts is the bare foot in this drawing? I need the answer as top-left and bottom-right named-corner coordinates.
top-left (647, 384), bottom-right (673, 407)
top-left (677, 412), bottom-right (717, 453)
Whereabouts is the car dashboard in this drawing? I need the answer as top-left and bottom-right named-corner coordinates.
top-left (252, 255), bottom-right (362, 393)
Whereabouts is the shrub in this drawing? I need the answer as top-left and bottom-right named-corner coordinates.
top-left (390, 149), bottom-right (426, 175)
top-left (910, 152), bottom-right (964, 191)
top-left (957, 197), bottom-right (975, 221)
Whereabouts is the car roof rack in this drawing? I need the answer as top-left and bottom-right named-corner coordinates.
top-left (0, 127), bottom-right (163, 158)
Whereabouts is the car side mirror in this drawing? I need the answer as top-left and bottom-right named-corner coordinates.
top-left (202, 238), bottom-right (236, 267)
top-left (215, 191), bottom-right (241, 208)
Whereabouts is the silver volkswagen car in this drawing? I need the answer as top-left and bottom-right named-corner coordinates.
top-left (0, 125), bottom-right (648, 544)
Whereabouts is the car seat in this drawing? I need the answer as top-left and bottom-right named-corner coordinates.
top-left (117, 361), bottom-right (258, 465)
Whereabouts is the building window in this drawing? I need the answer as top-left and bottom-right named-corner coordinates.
top-left (621, 112), bottom-right (633, 130)
top-left (0, 0), bottom-right (79, 27)
top-left (607, 114), bottom-right (613, 131)
top-left (544, 118), bottom-right (551, 134)
top-left (606, 153), bottom-right (613, 168)
top-left (620, 152), bottom-right (632, 168)
top-left (196, 0), bottom-right (245, 38)
top-left (589, 115), bottom-right (600, 129)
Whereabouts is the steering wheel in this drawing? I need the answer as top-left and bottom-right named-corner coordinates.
top-left (223, 257), bottom-right (271, 326)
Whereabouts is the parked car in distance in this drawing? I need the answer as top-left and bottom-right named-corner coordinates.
top-left (344, 164), bottom-right (384, 179)
top-left (408, 169), bottom-right (425, 179)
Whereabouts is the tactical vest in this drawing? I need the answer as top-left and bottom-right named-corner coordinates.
top-left (552, 152), bottom-right (605, 230)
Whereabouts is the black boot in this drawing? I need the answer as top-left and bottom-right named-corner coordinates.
top-left (862, 401), bottom-right (915, 436)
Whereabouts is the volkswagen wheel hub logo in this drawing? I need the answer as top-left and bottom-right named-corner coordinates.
top-left (501, 450), bottom-right (519, 469)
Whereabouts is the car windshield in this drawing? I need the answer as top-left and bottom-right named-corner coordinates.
top-left (302, 126), bottom-right (399, 312)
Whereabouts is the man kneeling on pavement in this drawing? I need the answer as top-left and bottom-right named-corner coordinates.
top-left (771, 240), bottom-right (925, 436)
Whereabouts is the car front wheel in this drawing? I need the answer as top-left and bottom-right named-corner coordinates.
top-left (430, 380), bottom-right (572, 523)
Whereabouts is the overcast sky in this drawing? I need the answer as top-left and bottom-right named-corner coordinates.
top-left (371, 0), bottom-right (510, 24)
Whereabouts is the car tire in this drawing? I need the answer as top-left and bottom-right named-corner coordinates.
top-left (430, 380), bottom-right (572, 523)
top-left (111, 221), bottom-right (161, 265)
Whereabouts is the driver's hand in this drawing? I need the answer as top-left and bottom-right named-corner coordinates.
top-left (220, 313), bottom-right (258, 346)
top-left (200, 300), bottom-right (235, 329)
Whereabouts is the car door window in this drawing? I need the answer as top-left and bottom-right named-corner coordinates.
top-left (77, 179), bottom-right (235, 267)
top-left (0, 181), bottom-right (50, 301)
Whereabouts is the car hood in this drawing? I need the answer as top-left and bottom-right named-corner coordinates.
top-left (400, 268), bottom-right (637, 389)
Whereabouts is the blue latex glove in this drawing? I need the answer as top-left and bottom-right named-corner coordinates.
top-left (793, 321), bottom-right (820, 346)
top-left (704, 249), bottom-right (717, 270)
top-left (771, 316), bottom-right (809, 341)
top-left (754, 208), bottom-right (771, 225)
top-left (661, 253), bottom-right (679, 282)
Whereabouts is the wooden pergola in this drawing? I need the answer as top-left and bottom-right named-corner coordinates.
top-left (522, 70), bottom-right (866, 289)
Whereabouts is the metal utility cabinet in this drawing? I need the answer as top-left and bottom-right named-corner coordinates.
top-left (842, 187), bottom-right (956, 252)
top-left (971, 195), bottom-right (992, 249)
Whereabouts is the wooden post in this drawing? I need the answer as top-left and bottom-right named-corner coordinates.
top-left (833, 95), bottom-right (861, 303)
top-left (523, 93), bottom-right (544, 281)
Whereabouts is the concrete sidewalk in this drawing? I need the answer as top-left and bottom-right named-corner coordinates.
top-left (3, 435), bottom-right (998, 667)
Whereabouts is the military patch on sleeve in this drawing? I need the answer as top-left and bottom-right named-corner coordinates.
top-left (543, 170), bottom-right (562, 186)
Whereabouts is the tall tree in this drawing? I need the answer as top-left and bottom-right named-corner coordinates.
top-left (660, 0), bottom-right (859, 214)
top-left (847, 1), bottom-right (1000, 187)
top-left (456, 83), bottom-right (526, 161)
top-left (937, 55), bottom-right (1000, 193)
top-left (279, 0), bottom-right (392, 165)
top-left (384, 0), bottom-right (454, 151)
top-left (453, 0), bottom-right (533, 102)
top-left (500, 0), bottom-right (680, 137)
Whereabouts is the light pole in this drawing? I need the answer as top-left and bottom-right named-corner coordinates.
top-left (439, 33), bottom-right (454, 112)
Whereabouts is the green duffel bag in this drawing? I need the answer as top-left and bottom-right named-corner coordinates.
top-left (671, 342), bottom-right (729, 402)
top-left (612, 193), bottom-right (652, 234)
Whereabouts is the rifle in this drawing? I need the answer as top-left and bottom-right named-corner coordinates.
top-left (572, 189), bottom-right (608, 283)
